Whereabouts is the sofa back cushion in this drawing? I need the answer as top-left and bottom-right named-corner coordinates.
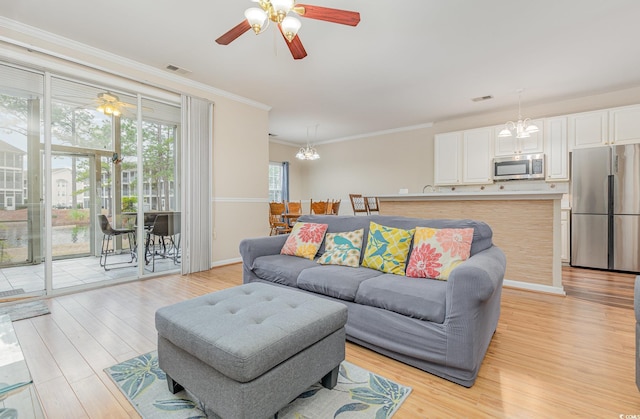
top-left (297, 215), bottom-right (493, 263)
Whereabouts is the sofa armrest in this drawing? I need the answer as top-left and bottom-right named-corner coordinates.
top-left (445, 245), bottom-right (506, 315)
top-left (239, 235), bottom-right (289, 267)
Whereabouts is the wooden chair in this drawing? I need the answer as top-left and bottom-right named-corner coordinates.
top-left (365, 196), bottom-right (380, 214)
top-left (269, 202), bottom-right (291, 235)
top-left (327, 199), bottom-right (341, 215)
top-left (349, 194), bottom-right (369, 215)
top-left (285, 201), bottom-right (302, 225)
top-left (310, 199), bottom-right (328, 215)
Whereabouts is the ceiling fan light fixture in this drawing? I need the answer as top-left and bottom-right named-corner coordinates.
top-left (281, 16), bottom-right (301, 41)
top-left (245, 7), bottom-right (268, 33)
top-left (270, 0), bottom-right (294, 22)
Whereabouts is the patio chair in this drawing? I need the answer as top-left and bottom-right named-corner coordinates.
top-left (98, 214), bottom-right (136, 271)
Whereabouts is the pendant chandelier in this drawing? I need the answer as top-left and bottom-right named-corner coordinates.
top-left (295, 124), bottom-right (320, 160)
top-left (498, 89), bottom-right (539, 139)
top-left (295, 144), bottom-right (320, 160)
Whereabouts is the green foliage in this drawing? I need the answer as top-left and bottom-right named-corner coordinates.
top-left (122, 197), bottom-right (137, 212)
top-left (69, 209), bottom-right (88, 221)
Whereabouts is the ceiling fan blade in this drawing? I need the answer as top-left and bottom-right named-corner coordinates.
top-left (215, 20), bottom-right (252, 45)
top-left (279, 26), bottom-right (307, 60)
top-left (295, 4), bottom-right (360, 26)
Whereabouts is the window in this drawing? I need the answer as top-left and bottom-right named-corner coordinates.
top-left (268, 162), bottom-right (283, 202)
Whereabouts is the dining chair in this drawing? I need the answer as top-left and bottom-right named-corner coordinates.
top-left (365, 196), bottom-right (380, 214)
top-left (310, 199), bottom-right (329, 215)
top-left (269, 202), bottom-right (292, 235)
top-left (328, 199), bottom-right (341, 215)
top-left (285, 201), bottom-right (302, 225)
top-left (349, 194), bottom-right (369, 215)
top-left (98, 214), bottom-right (136, 271)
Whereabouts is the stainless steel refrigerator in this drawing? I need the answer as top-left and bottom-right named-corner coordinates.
top-left (571, 144), bottom-right (640, 272)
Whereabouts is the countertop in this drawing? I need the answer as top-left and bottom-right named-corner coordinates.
top-left (377, 190), bottom-right (566, 201)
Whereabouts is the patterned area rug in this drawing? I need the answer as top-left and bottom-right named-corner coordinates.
top-left (0, 300), bottom-right (50, 321)
top-left (105, 351), bottom-right (412, 418)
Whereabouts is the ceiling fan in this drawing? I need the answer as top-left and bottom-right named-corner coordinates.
top-left (95, 92), bottom-right (135, 117)
top-left (215, 0), bottom-right (361, 60)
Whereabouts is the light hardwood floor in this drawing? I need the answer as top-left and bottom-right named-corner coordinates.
top-left (12, 264), bottom-right (640, 418)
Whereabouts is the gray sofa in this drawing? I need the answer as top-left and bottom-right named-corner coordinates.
top-left (239, 214), bottom-right (506, 387)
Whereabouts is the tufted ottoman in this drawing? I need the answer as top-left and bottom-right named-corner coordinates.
top-left (155, 282), bottom-right (347, 419)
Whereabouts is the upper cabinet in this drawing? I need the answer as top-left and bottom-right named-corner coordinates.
top-left (568, 110), bottom-right (608, 149)
top-left (434, 128), bottom-right (493, 186)
top-left (434, 132), bottom-right (462, 185)
top-left (569, 106), bottom-right (640, 149)
top-left (545, 117), bottom-right (569, 181)
top-left (609, 105), bottom-right (640, 145)
top-left (463, 128), bottom-right (493, 184)
top-left (493, 119), bottom-right (544, 156)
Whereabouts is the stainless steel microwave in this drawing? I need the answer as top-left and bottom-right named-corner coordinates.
top-left (493, 154), bottom-right (545, 181)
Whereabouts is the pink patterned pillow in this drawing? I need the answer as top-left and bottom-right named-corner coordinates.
top-left (281, 222), bottom-right (328, 260)
top-left (406, 227), bottom-right (474, 280)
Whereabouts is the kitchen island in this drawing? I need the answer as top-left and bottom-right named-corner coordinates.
top-left (377, 191), bottom-right (565, 294)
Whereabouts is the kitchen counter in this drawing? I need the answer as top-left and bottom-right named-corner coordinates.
top-left (378, 191), bottom-right (565, 201)
top-left (378, 192), bottom-right (565, 294)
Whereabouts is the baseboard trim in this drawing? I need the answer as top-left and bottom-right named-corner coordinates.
top-left (503, 279), bottom-right (566, 296)
top-left (211, 257), bottom-right (242, 268)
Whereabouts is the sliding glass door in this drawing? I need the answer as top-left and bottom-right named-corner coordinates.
top-left (0, 61), bottom-right (182, 300)
top-left (0, 64), bottom-right (45, 300)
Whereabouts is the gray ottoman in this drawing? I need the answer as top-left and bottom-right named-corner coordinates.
top-left (155, 283), bottom-right (347, 419)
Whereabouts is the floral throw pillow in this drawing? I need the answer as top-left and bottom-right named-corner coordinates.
top-left (281, 222), bottom-right (328, 260)
top-left (406, 227), bottom-right (474, 280)
top-left (361, 222), bottom-right (415, 275)
top-left (317, 229), bottom-right (365, 268)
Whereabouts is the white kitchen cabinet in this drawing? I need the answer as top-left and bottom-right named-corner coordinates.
top-left (568, 110), bottom-right (608, 149)
top-left (561, 209), bottom-right (570, 263)
top-left (493, 119), bottom-right (544, 156)
top-left (434, 132), bottom-right (462, 185)
top-left (463, 127), bottom-right (493, 184)
top-left (544, 117), bottom-right (569, 181)
top-left (609, 104), bottom-right (640, 145)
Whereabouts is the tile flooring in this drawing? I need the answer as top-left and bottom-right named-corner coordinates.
top-left (0, 252), bottom-right (180, 296)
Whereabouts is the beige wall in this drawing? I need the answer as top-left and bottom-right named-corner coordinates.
top-left (276, 85), bottom-right (640, 210)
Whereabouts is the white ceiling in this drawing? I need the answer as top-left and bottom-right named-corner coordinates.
top-left (2, 0), bottom-right (640, 145)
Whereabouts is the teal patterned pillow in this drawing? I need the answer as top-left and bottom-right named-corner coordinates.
top-left (317, 229), bottom-right (364, 268)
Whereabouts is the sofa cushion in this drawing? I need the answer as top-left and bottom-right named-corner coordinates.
top-left (281, 222), bottom-right (329, 260)
top-left (252, 254), bottom-right (319, 287)
top-left (317, 229), bottom-right (364, 268)
top-left (297, 265), bottom-right (384, 301)
top-left (406, 227), bottom-right (474, 280)
top-left (368, 215), bottom-right (492, 257)
top-left (296, 215), bottom-right (493, 258)
top-left (354, 274), bottom-right (448, 323)
top-left (361, 222), bottom-right (415, 275)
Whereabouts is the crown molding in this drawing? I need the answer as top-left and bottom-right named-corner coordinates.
top-left (268, 122), bottom-right (435, 147)
top-left (0, 17), bottom-right (271, 111)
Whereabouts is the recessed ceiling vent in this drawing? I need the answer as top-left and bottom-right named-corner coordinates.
top-left (165, 64), bottom-right (192, 75)
top-left (471, 95), bottom-right (493, 102)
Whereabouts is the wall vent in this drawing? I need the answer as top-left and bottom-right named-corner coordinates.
top-left (471, 95), bottom-right (493, 102)
top-left (165, 64), bottom-right (192, 75)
